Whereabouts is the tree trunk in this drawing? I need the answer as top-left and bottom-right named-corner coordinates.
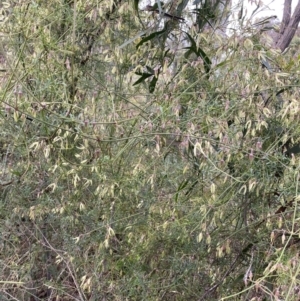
top-left (275, 0), bottom-right (300, 52)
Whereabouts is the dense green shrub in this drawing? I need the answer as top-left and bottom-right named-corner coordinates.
top-left (1, 1), bottom-right (300, 300)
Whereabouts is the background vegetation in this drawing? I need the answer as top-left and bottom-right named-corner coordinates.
top-left (1, 0), bottom-right (300, 300)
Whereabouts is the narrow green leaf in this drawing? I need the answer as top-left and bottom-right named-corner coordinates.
top-left (198, 47), bottom-right (211, 73)
top-left (164, 48), bottom-right (170, 57)
top-left (184, 32), bottom-right (198, 55)
top-left (119, 29), bottom-right (149, 49)
top-left (136, 29), bottom-right (166, 49)
top-left (175, 179), bottom-right (189, 202)
top-left (133, 0), bottom-right (140, 14)
top-left (146, 66), bottom-right (154, 74)
top-left (184, 49), bottom-right (193, 59)
top-left (149, 74), bottom-right (158, 93)
top-left (133, 73), bottom-right (153, 86)
top-left (184, 32), bottom-right (211, 74)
